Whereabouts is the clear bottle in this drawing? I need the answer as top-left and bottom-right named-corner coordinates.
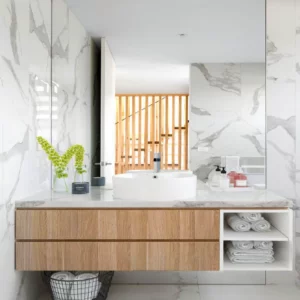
top-left (211, 165), bottom-right (221, 187)
top-left (219, 167), bottom-right (230, 189)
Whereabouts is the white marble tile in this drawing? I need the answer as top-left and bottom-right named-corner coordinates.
top-left (198, 285), bottom-right (300, 300)
top-left (108, 285), bottom-right (200, 300)
top-left (267, 0), bottom-right (300, 286)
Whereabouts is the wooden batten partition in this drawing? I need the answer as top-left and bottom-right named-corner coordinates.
top-left (115, 94), bottom-right (189, 174)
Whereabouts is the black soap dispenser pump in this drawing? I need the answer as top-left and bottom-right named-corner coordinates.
top-left (221, 167), bottom-right (226, 175)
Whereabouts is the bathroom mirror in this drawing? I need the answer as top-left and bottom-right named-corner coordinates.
top-left (189, 62), bottom-right (266, 186)
top-left (64, 0), bottom-right (266, 187)
top-left (115, 1), bottom-right (266, 187)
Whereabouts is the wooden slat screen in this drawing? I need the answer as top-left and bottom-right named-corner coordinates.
top-left (115, 94), bottom-right (189, 174)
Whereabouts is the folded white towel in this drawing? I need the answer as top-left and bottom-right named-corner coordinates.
top-left (226, 251), bottom-right (275, 264)
top-left (251, 218), bottom-right (271, 232)
top-left (254, 241), bottom-right (273, 250)
top-left (238, 213), bottom-right (262, 222)
top-left (230, 241), bottom-right (254, 250)
top-left (50, 272), bottom-right (75, 300)
top-left (70, 273), bottom-right (101, 300)
top-left (226, 246), bottom-right (274, 257)
top-left (226, 214), bottom-right (251, 232)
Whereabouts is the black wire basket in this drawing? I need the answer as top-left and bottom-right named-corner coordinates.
top-left (42, 271), bottom-right (114, 300)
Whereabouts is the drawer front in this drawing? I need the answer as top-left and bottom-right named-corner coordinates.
top-left (16, 209), bottom-right (219, 240)
top-left (16, 241), bottom-right (220, 271)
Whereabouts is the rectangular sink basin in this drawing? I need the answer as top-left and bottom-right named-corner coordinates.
top-left (113, 171), bottom-right (197, 201)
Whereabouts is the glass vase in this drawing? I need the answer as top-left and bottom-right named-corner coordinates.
top-left (53, 175), bottom-right (69, 193)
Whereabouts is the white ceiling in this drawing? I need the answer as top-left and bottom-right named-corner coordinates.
top-left (66, 0), bottom-right (265, 94)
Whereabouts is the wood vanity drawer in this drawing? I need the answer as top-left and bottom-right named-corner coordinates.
top-left (16, 209), bottom-right (219, 240)
top-left (16, 241), bottom-right (219, 271)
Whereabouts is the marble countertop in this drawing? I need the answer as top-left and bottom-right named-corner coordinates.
top-left (15, 182), bottom-right (295, 209)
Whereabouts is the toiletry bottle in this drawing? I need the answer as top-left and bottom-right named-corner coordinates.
top-left (153, 152), bottom-right (161, 173)
top-left (211, 165), bottom-right (221, 187)
top-left (235, 173), bottom-right (248, 188)
top-left (219, 167), bottom-right (230, 189)
top-left (228, 171), bottom-right (237, 188)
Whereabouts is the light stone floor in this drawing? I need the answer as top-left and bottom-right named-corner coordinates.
top-left (38, 284), bottom-right (300, 300)
top-left (106, 284), bottom-right (300, 300)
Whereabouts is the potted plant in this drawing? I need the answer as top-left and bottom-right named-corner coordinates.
top-left (37, 137), bottom-right (89, 194)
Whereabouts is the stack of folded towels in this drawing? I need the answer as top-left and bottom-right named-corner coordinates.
top-left (226, 241), bottom-right (275, 264)
top-left (226, 213), bottom-right (271, 232)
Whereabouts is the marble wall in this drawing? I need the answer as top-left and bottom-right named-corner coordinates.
top-left (189, 63), bottom-right (265, 181)
top-left (0, 0), bottom-right (96, 298)
top-left (266, 0), bottom-right (300, 286)
top-left (51, 0), bottom-right (94, 184)
top-left (0, 0), bottom-right (52, 298)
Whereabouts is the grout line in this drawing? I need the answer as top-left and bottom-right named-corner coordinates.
top-left (50, 0), bottom-right (53, 190)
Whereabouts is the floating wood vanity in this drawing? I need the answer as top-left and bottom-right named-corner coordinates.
top-left (15, 209), bottom-right (220, 271)
top-left (15, 197), bottom-right (294, 272)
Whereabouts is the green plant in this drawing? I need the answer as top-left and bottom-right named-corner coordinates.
top-left (36, 136), bottom-right (87, 191)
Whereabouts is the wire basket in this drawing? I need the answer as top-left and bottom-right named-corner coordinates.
top-left (42, 271), bottom-right (114, 300)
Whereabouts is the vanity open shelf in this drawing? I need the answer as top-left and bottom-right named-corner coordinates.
top-left (223, 224), bottom-right (288, 241)
top-left (220, 209), bottom-right (294, 271)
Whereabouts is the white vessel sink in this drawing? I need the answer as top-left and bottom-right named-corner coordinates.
top-left (113, 171), bottom-right (197, 201)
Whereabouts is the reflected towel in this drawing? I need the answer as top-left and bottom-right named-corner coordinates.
top-left (254, 241), bottom-right (273, 250)
top-left (70, 273), bottom-right (101, 300)
top-left (230, 241), bottom-right (254, 250)
top-left (226, 251), bottom-right (275, 264)
top-left (226, 214), bottom-right (251, 232)
top-left (50, 272), bottom-right (75, 300)
top-left (238, 213), bottom-right (262, 222)
top-left (251, 218), bottom-right (271, 232)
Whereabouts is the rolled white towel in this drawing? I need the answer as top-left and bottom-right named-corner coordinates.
top-left (254, 241), bottom-right (273, 250)
top-left (70, 273), bottom-right (101, 300)
top-left (251, 218), bottom-right (271, 232)
top-left (50, 272), bottom-right (75, 300)
top-left (230, 241), bottom-right (254, 250)
top-left (226, 214), bottom-right (251, 232)
top-left (238, 213), bottom-right (262, 222)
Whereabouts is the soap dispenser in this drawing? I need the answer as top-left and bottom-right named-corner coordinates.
top-left (219, 167), bottom-right (230, 189)
top-left (211, 165), bottom-right (221, 187)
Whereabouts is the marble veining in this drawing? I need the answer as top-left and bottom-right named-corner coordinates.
top-left (241, 134), bottom-right (265, 156)
top-left (9, 0), bottom-right (20, 65)
top-left (267, 115), bottom-right (296, 139)
top-left (191, 105), bottom-right (211, 116)
top-left (250, 84), bottom-right (265, 115)
top-left (191, 63), bottom-right (241, 95)
top-left (29, 1), bottom-right (51, 53)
